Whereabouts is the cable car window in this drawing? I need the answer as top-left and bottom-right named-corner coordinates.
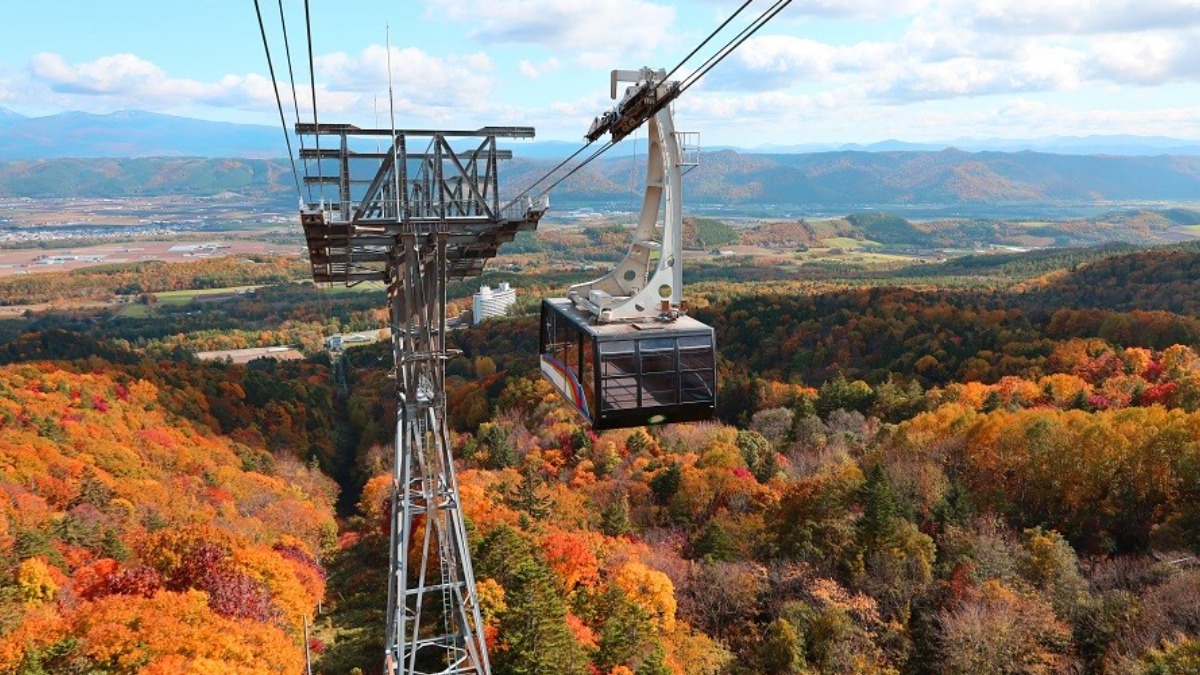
top-left (677, 335), bottom-right (714, 404)
top-left (639, 338), bottom-right (678, 407)
top-left (599, 340), bottom-right (635, 354)
top-left (556, 311), bottom-right (579, 375)
top-left (678, 347), bottom-right (712, 371)
top-left (542, 311), bottom-right (556, 356)
top-left (599, 340), bottom-right (638, 411)
top-left (600, 340), bottom-right (636, 376)
top-left (581, 333), bottom-right (597, 417)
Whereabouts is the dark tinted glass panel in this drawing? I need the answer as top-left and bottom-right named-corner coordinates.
top-left (677, 334), bottom-right (714, 404)
top-left (600, 376), bottom-right (639, 411)
top-left (678, 348), bottom-right (712, 371)
top-left (639, 337), bottom-right (677, 406)
top-left (540, 309), bottom-right (553, 354)
top-left (599, 340), bottom-right (635, 354)
top-left (582, 334), bottom-right (596, 415)
top-left (639, 338), bottom-right (675, 374)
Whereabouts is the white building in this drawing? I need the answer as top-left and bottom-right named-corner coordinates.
top-left (472, 282), bottom-right (516, 324)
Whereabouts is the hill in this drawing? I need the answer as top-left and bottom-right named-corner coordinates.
top-left (5, 240), bottom-right (1200, 672)
top-left (0, 110), bottom-right (285, 159)
top-left (5, 148), bottom-right (1200, 207)
top-left (0, 157), bottom-right (294, 198)
top-left (0, 360), bottom-right (336, 671)
top-left (525, 148), bottom-right (1200, 205)
top-left (4, 109), bottom-right (1200, 159)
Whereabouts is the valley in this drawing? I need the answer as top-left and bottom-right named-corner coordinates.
top-left (1, 200), bottom-right (1199, 671)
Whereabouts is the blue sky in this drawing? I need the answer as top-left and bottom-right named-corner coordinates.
top-left (3, 0), bottom-right (1200, 146)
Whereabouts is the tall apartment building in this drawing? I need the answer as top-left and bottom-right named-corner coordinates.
top-left (472, 282), bottom-right (516, 324)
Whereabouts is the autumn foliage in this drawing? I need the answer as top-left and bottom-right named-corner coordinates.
top-left (0, 364), bottom-right (334, 672)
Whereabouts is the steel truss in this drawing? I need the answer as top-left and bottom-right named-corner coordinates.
top-left (297, 124), bottom-right (547, 675)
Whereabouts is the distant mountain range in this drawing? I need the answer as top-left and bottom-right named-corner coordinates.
top-left (4, 150), bottom-right (1200, 209)
top-left (3, 107), bottom-right (1200, 159)
top-left (517, 149), bottom-right (1200, 206)
top-left (743, 136), bottom-right (1200, 156)
top-left (0, 109), bottom-right (288, 159)
top-left (3, 109), bottom-right (1200, 209)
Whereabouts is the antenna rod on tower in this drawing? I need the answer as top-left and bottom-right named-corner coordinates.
top-left (386, 25), bottom-right (401, 218)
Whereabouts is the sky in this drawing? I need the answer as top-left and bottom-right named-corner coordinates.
top-left (2, 0), bottom-right (1200, 147)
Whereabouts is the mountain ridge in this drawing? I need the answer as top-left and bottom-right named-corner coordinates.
top-left (2, 109), bottom-right (1200, 158)
top-left (5, 149), bottom-right (1200, 207)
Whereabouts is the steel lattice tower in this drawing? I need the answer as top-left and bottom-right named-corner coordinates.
top-left (297, 123), bottom-right (547, 674)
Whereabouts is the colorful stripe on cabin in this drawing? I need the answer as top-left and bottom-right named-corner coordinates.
top-left (540, 354), bottom-right (591, 421)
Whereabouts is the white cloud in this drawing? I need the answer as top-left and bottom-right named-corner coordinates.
top-left (784, 0), bottom-right (928, 20)
top-left (314, 45), bottom-right (495, 108)
top-left (702, 35), bottom-right (894, 90)
top-left (872, 41), bottom-right (1086, 101)
top-left (910, 98), bottom-right (1200, 139)
top-left (690, 3), bottom-right (1200, 106)
top-left (26, 53), bottom-right (284, 111)
top-left (947, 0), bottom-right (1200, 35)
top-left (421, 0), bottom-right (675, 66)
top-left (518, 57), bottom-right (562, 78)
top-left (1087, 32), bottom-right (1200, 85)
top-left (32, 53), bottom-right (179, 96)
top-left (17, 52), bottom-right (378, 121)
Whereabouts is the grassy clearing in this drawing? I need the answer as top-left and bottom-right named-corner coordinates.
top-left (822, 236), bottom-right (877, 249)
top-left (116, 284), bottom-right (264, 317)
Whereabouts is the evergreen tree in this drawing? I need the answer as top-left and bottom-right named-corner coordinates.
top-left (476, 525), bottom-right (537, 588)
top-left (506, 464), bottom-right (551, 520)
top-left (493, 560), bottom-right (589, 675)
top-left (649, 464), bottom-right (681, 506)
top-left (760, 617), bottom-right (804, 674)
top-left (857, 464), bottom-right (901, 547)
top-left (593, 587), bottom-right (658, 672)
top-left (691, 521), bottom-right (738, 562)
top-left (601, 494), bottom-right (632, 537)
top-left (736, 430), bottom-right (780, 483)
top-left (635, 642), bottom-right (671, 675)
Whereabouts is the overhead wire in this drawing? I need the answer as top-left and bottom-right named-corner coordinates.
top-left (678, 0), bottom-right (794, 96)
top-left (271, 0), bottom-right (789, 220)
top-left (252, 0), bottom-right (303, 202)
top-left (663, 0), bottom-right (755, 82)
top-left (303, 0), bottom-right (324, 205)
top-left (532, 141), bottom-right (614, 200)
top-left (504, 2), bottom-right (757, 208)
top-left (501, 141), bottom-right (596, 211)
top-left (509, 0), bottom-right (793, 206)
top-left (276, 0), bottom-right (313, 203)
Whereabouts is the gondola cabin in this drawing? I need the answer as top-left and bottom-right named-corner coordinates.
top-left (540, 298), bottom-right (716, 430)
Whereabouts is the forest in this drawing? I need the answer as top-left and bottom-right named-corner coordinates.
top-left (0, 242), bottom-right (1199, 673)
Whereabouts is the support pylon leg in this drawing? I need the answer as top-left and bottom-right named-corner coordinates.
top-left (385, 237), bottom-right (490, 675)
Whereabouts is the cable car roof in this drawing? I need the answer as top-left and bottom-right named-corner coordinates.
top-left (543, 297), bottom-right (713, 339)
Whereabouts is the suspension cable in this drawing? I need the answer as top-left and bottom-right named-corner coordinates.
top-left (303, 0), bottom-right (324, 205)
top-left (277, 0), bottom-right (313, 203)
top-left (252, 0), bottom-right (303, 202)
top-left (663, 0), bottom-right (755, 82)
top-left (503, 0), bottom-right (793, 208)
top-left (533, 140), bottom-right (614, 200)
top-left (501, 141), bottom-right (595, 210)
top-left (680, 0), bottom-right (794, 96)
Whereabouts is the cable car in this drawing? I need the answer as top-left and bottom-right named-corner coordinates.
top-left (540, 298), bottom-right (716, 430)
top-left (541, 66), bottom-right (714, 430)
